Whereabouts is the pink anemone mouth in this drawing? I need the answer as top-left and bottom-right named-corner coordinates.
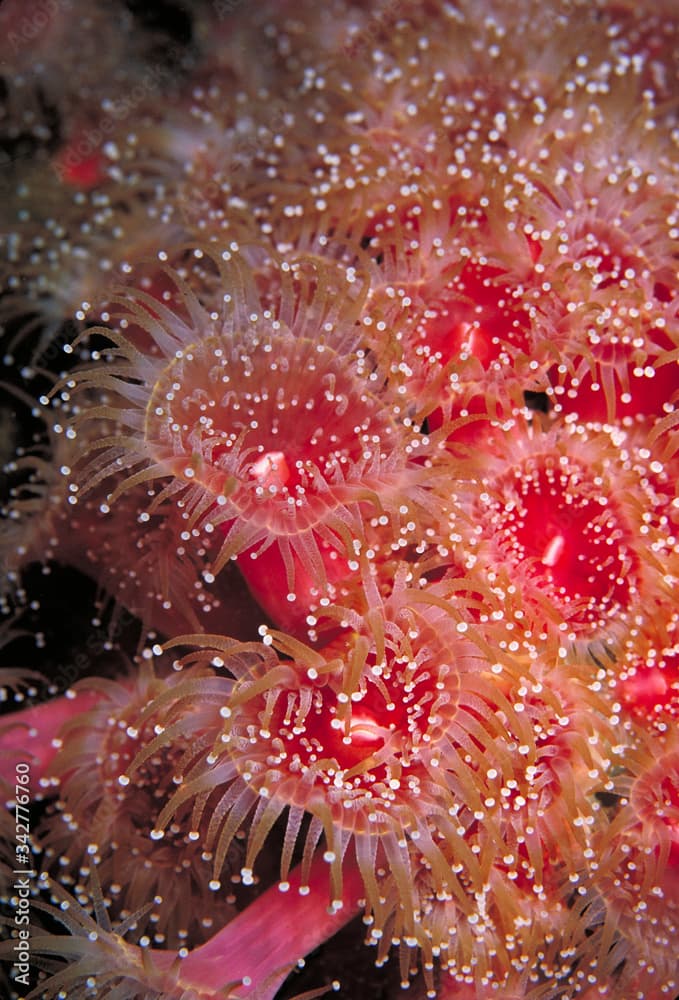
top-left (470, 448), bottom-right (640, 635)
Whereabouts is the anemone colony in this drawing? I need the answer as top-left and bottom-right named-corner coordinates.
top-left (0, 1), bottom-right (678, 998)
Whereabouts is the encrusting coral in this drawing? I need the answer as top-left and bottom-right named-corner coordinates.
top-left (1, 1), bottom-right (678, 999)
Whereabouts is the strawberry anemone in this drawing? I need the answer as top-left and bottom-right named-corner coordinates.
top-left (61, 244), bottom-right (433, 598)
top-left (511, 151), bottom-right (679, 424)
top-left (403, 255), bottom-right (540, 449)
top-left (133, 577), bottom-right (530, 949)
top-left (347, 649), bottom-right (618, 996)
top-left (455, 419), bottom-right (676, 662)
top-left (357, 196), bottom-right (544, 454)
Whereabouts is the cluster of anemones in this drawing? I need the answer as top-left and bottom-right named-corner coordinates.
top-left (1, 2), bottom-right (678, 999)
